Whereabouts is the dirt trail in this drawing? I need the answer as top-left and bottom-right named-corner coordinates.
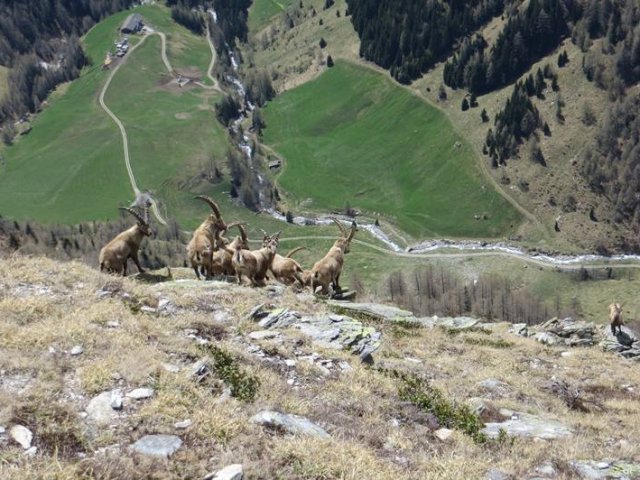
top-left (98, 31), bottom-right (178, 226)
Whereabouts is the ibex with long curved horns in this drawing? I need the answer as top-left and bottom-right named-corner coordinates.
top-left (99, 207), bottom-right (152, 275)
top-left (187, 196), bottom-right (228, 279)
top-left (310, 218), bottom-right (357, 295)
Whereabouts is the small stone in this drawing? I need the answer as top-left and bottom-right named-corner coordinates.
top-left (0, 426), bottom-right (5, 434)
top-left (204, 463), bottom-right (244, 480)
top-left (560, 351), bottom-right (572, 357)
top-left (486, 469), bottom-right (512, 480)
top-left (24, 446), bottom-right (37, 456)
top-left (161, 363), bottom-right (180, 373)
top-left (106, 321), bottom-right (120, 328)
top-left (284, 359), bottom-right (297, 367)
top-left (126, 388), bottom-right (154, 400)
top-left (287, 378), bottom-right (295, 386)
top-left (10, 425), bottom-right (33, 449)
top-left (87, 390), bottom-right (121, 425)
top-left (174, 419), bottom-right (192, 430)
top-left (48, 346), bottom-right (56, 354)
top-left (140, 306), bottom-right (156, 314)
top-left (131, 434), bottom-right (182, 457)
top-left (110, 391), bottom-right (123, 410)
top-left (596, 462), bottom-right (610, 469)
top-left (248, 330), bottom-right (280, 341)
top-left (70, 345), bottom-right (84, 356)
top-left (434, 428), bottom-right (454, 442)
top-left (535, 462), bottom-right (557, 476)
top-left (251, 411), bottom-right (330, 438)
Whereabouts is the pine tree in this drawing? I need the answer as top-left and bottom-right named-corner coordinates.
top-left (319, 37), bottom-right (327, 48)
top-left (461, 98), bottom-right (470, 111)
top-left (481, 108), bottom-right (489, 123)
top-left (327, 55), bottom-right (334, 67)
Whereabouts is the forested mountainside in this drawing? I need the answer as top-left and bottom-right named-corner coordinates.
top-left (0, 0), bottom-right (135, 136)
top-left (346, 0), bottom-right (640, 242)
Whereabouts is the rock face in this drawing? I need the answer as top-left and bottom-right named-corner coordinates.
top-left (600, 327), bottom-right (640, 358)
top-left (251, 411), bottom-right (330, 439)
top-left (248, 305), bottom-right (381, 357)
top-left (131, 434), bottom-right (182, 457)
top-left (482, 409), bottom-right (573, 440)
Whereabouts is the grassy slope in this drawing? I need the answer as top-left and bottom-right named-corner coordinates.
top-left (262, 61), bottom-right (522, 238)
top-left (2, 256), bottom-right (640, 479)
top-left (0, 5), bottom-right (220, 224)
top-left (249, 0), bottom-right (297, 32)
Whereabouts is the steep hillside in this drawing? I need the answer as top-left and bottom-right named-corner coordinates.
top-left (2, 256), bottom-right (640, 479)
top-left (0, 5), bottom-right (229, 225)
top-left (247, 0), bottom-right (640, 253)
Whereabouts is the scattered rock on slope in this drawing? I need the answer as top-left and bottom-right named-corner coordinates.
top-left (482, 409), bottom-right (573, 440)
top-left (131, 434), bottom-right (182, 457)
top-left (251, 411), bottom-right (330, 439)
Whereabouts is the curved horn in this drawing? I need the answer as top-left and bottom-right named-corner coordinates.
top-left (119, 207), bottom-right (145, 225)
top-left (347, 221), bottom-right (357, 241)
top-left (273, 231), bottom-right (281, 239)
top-left (226, 221), bottom-right (246, 230)
top-left (285, 246), bottom-right (307, 258)
top-left (195, 195), bottom-right (222, 219)
top-left (330, 217), bottom-right (347, 236)
top-left (236, 223), bottom-right (248, 242)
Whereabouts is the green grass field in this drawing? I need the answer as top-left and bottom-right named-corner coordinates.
top-left (0, 4), bottom-right (222, 224)
top-left (249, 0), bottom-right (296, 32)
top-left (261, 61), bottom-right (522, 239)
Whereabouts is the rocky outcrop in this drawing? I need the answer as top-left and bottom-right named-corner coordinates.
top-left (481, 408), bottom-right (573, 440)
top-left (248, 304), bottom-right (381, 357)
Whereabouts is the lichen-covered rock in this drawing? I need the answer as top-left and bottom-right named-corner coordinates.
top-left (571, 460), bottom-right (640, 479)
top-left (326, 301), bottom-right (416, 322)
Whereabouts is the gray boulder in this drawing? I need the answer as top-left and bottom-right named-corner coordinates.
top-left (131, 434), bottom-right (182, 457)
top-left (204, 464), bottom-right (244, 480)
top-left (251, 411), bottom-right (330, 439)
top-left (86, 390), bottom-right (123, 425)
top-left (326, 301), bottom-right (416, 322)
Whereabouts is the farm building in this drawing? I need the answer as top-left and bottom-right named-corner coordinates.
top-left (121, 13), bottom-right (143, 34)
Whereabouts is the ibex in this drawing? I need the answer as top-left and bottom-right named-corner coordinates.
top-left (310, 219), bottom-right (357, 295)
top-left (99, 207), bottom-right (152, 276)
top-left (609, 303), bottom-right (624, 335)
top-left (264, 235), bottom-right (307, 286)
top-left (187, 196), bottom-right (227, 279)
top-left (227, 231), bottom-right (281, 286)
top-left (211, 223), bottom-right (250, 276)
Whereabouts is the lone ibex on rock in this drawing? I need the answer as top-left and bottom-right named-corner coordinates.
top-left (187, 196), bottom-right (228, 279)
top-left (310, 219), bottom-right (357, 295)
top-left (609, 303), bottom-right (624, 335)
top-left (99, 207), bottom-right (152, 275)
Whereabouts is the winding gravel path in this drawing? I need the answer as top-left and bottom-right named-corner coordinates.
top-left (98, 31), bottom-right (174, 226)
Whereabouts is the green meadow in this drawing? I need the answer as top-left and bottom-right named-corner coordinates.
top-left (262, 61), bottom-right (522, 239)
top-left (0, 4), bottom-right (220, 224)
top-left (249, 0), bottom-right (297, 32)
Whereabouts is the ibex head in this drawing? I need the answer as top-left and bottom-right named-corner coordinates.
top-left (120, 206), bottom-right (152, 236)
top-left (195, 195), bottom-right (226, 232)
top-left (330, 218), bottom-right (357, 253)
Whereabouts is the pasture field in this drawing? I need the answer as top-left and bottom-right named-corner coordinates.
top-left (249, 0), bottom-right (297, 32)
top-left (261, 61), bottom-right (523, 239)
top-left (0, 5), bottom-right (220, 224)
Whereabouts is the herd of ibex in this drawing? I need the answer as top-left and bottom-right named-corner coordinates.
top-left (99, 196), bottom-right (357, 296)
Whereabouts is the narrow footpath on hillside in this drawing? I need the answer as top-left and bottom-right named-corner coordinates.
top-left (98, 30), bottom-right (176, 226)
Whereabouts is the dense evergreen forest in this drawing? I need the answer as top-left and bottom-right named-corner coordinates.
top-left (346, 0), bottom-right (506, 84)
top-left (0, 0), bottom-right (135, 138)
